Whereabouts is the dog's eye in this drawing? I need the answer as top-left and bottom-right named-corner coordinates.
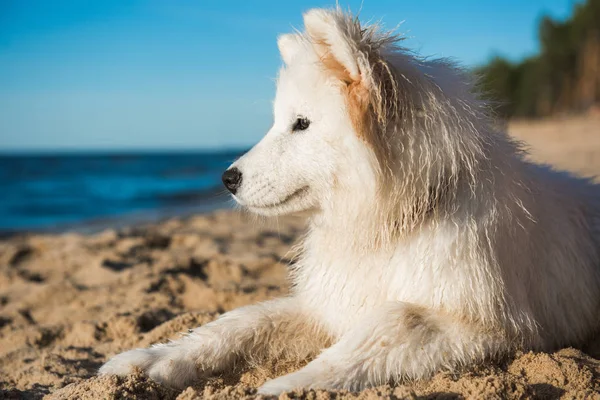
top-left (292, 117), bottom-right (310, 132)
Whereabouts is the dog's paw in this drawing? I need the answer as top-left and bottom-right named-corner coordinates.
top-left (257, 378), bottom-right (296, 396)
top-left (99, 347), bottom-right (165, 377)
top-left (99, 346), bottom-right (198, 389)
top-left (257, 369), bottom-right (320, 396)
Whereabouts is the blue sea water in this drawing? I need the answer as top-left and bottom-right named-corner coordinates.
top-left (0, 150), bottom-right (245, 234)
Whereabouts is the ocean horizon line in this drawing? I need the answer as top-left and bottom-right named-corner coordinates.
top-left (0, 147), bottom-right (250, 156)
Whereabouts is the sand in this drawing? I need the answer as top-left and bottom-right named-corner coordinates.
top-left (2, 114), bottom-right (600, 399)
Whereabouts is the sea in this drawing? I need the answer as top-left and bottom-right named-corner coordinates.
top-left (0, 150), bottom-right (246, 235)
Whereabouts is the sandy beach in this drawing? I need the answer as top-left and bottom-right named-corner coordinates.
top-left (2, 114), bottom-right (600, 399)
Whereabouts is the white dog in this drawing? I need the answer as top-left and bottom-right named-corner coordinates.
top-left (99, 8), bottom-right (600, 395)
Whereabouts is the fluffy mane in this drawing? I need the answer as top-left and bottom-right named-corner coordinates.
top-left (285, 8), bottom-right (525, 249)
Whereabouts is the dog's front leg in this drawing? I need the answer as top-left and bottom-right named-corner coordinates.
top-left (258, 302), bottom-right (508, 395)
top-left (99, 297), bottom-right (318, 389)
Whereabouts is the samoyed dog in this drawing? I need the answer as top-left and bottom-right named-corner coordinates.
top-left (100, 8), bottom-right (600, 395)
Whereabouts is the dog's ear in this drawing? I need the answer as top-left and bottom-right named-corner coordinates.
top-left (303, 8), bottom-right (365, 85)
top-left (303, 8), bottom-right (402, 164)
top-left (277, 34), bottom-right (303, 65)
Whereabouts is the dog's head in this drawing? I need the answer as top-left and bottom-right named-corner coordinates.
top-left (222, 9), bottom-right (400, 217)
top-left (223, 8), bottom-right (487, 225)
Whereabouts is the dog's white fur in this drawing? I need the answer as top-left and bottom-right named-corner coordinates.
top-left (99, 8), bottom-right (600, 395)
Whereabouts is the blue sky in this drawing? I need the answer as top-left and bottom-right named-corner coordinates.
top-left (0, 0), bottom-right (578, 151)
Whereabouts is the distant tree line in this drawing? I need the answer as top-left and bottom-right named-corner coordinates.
top-left (476, 0), bottom-right (600, 118)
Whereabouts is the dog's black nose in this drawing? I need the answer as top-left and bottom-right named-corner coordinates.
top-left (222, 167), bottom-right (242, 194)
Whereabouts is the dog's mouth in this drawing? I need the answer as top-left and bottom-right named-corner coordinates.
top-left (246, 186), bottom-right (310, 209)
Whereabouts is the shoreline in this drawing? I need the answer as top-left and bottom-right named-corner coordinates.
top-left (0, 201), bottom-right (233, 239)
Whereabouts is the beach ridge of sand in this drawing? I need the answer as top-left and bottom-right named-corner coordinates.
top-left (1, 210), bottom-right (599, 399)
